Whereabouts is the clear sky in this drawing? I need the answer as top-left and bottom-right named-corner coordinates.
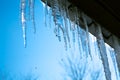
top-left (0, 0), bottom-right (66, 79)
top-left (0, 0), bottom-right (119, 80)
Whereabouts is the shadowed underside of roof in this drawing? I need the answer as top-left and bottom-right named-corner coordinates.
top-left (68, 0), bottom-right (120, 39)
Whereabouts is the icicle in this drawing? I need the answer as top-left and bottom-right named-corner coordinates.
top-left (48, 8), bottom-right (52, 28)
top-left (45, 0), bottom-right (48, 15)
top-left (65, 6), bottom-right (71, 47)
top-left (75, 8), bottom-right (83, 55)
top-left (67, 5), bottom-right (72, 33)
top-left (63, 33), bottom-right (68, 51)
top-left (70, 14), bottom-right (76, 48)
top-left (82, 13), bottom-right (92, 59)
top-left (54, 24), bottom-right (61, 42)
top-left (64, 20), bottom-right (71, 48)
top-left (96, 24), bottom-right (111, 80)
top-left (21, 0), bottom-right (26, 47)
top-left (51, 0), bottom-right (61, 25)
top-left (77, 26), bottom-right (84, 58)
top-left (62, 1), bottom-right (71, 48)
top-left (77, 27), bottom-right (81, 53)
top-left (29, 0), bottom-right (36, 33)
top-left (68, 6), bottom-right (78, 48)
top-left (109, 49), bottom-right (119, 80)
top-left (72, 30), bottom-right (75, 49)
top-left (51, 0), bottom-right (68, 50)
top-left (68, 5), bottom-right (77, 31)
top-left (44, 0), bottom-right (48, 27)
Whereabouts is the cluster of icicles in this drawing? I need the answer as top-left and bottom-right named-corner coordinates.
top-left (20, 0), bottom-right (120, 80)
top-left (43, 0), bottom-right (91, 52)
top-left (20, 0), bottom-right (91, 51)
top-left (20, 0), bottom-right (87, 49)
top-left (20, 0), bottom-right (35, 47)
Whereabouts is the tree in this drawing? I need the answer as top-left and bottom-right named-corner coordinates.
top-left (60, 52), bottom-right (101, 80)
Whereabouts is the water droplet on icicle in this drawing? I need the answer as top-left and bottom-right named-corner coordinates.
top-left (21, 0), bottom-right (26, 47)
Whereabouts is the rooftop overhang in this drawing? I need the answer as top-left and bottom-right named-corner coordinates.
top-left (68, 0), bottom-right (120, 39)
top-left (41, 0), bottom-right (120, 71)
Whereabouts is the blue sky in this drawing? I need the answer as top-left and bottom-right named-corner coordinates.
top-left (0, 0), bottom-right (66, 79)
top-left (0, 0), bottom-right (119, 80)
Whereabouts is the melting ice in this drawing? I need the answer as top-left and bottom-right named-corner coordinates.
top-left (20, 0), bottom-right (120, 80)
top-left (20, 0), bottom-right (36, 47)
top-left (41, 0), bottom-right (120, 79)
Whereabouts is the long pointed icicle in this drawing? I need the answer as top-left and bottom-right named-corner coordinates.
top-left (51, 0), bottom-right (68, 50)
top-left (48, 8), bottom-right (52, 28)
top-left (82, 13), bottom-right (92, 59)
top-left (65, 6), bottom-right (71, 48)
top-left (60, 0), bottom-right (71, 47)
top-left (77, 26), bottom-right (84, 58)
top-left (44, 0), bottom-right (48, 27)
top-left (95, 24), bottom-right (111, 80)
top-left (21, 0), bottom-right (26, 47)
top-left (75, 8), bottom-right (83, 55)
top-left (29, 0), bottom-right (36, 33)
top-left (109, 49), bottom-right (119, 80)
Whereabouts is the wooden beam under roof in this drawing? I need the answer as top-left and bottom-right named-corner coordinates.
top-left (68, 0), bottom-right (120, 39)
